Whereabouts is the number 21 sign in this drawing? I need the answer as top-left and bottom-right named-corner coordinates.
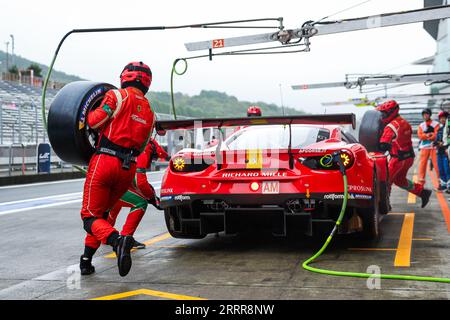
top-left (212, 39), bottom-right (224, 48)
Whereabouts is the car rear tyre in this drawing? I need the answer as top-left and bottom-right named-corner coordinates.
top-left (359, 110), bottom-right (384, 153)
top-left (379, 161), bottom-right (390, 215)
top-left (164, 209), bottom-right (206, 239)
top-left (47, 81), bottom-right (117, 166)
top-left (358, 170), bottom-right (381, 240)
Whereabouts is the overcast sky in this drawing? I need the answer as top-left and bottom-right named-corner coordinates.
top-left (0, 0), bottom-right (438, 116)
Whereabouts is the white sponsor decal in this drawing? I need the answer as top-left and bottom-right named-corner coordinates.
top-left (261, 172), bottom-right (287, 177)
top-left (131, 114), bottom-right (147, 124)
top-left (160, 188), bottom-right (173, 194)
top-left (352, 193), bottom-right (373, 200)
top-left (222, 171), bottom-right (287, 178)
top-left (262, 181), bottom-right (279, 194)
top-left (39, 152), bottom-right (50, 160)
top-left (324, 194), bottom-right (346, 200)
top-left (79, 88), bottom-right (103, 126)
top-left (298, 149), bottom-right (327, 153)
top-left (324, 193), bottom-right (372, 200)
top-left (348, 185), bottom-right (373, 193)
top-left (174, 195), bottom-right (191, 201)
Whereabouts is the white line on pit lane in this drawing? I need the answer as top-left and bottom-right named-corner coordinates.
top-left (0, 181), bottom-right (161, 216)
top-left (0, 192), bottom-right (82, 206)
top-left (0, 171), bottom-right (164, 190)
top-left (0, 178), bottom-right (85, 190)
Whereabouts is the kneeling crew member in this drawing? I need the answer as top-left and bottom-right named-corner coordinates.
top-left (81, 139), bottom-right (168, 275)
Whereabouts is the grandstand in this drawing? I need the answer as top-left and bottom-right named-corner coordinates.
top-left (0, 79), bottom-right (59, 145)
top-left (0, 79), bottom-right (181, 146)
top-left (0, 78), bottom-right (186, 176)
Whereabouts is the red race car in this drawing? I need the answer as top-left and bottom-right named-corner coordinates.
top-left (156, 113), bottom-right (389, 240)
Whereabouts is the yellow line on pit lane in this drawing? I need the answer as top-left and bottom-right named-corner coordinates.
top-left (350, 213), bottom-right (415, 267)
top-left (91, 288), bottom-right (206, 300)
top-left (394, 213), bottom-right (415, 267)
top-left (104, 232), bottom-right (172, 259)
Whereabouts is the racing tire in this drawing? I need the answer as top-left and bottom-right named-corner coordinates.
top-left (359, 110), bottom-right (384, 153)
top-left (358, 169), bottom-right (381, 240)
top-left (47, 81), bottom-right (117, 166)
top-left (379, 160), bottom-right (390, 216)
top-left (164, 209), bottom-right (206, 239)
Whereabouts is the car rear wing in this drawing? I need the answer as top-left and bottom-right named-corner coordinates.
top-left (155, 113), bottom-right (356, 134)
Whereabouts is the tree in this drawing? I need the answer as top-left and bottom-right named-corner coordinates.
top-left (27, 63), bottom-right (42, 78)
top-left (8, 65), bottom-right (18, 75)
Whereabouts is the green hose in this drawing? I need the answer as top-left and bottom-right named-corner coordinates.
top-left (170, 58), bottom-right (188, 120)
top-left (302, 167), bottom-right (450, 284)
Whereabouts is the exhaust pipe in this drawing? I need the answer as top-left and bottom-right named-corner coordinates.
top-left (286, 199), bottom-right (303, 213)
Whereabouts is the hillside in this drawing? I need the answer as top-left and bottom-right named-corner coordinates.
top-left (0, 51), bottom-right (303, 117)
top-left (148, 90), bottom-right (305, 118)
top-left (0, 50), bottom-right (83, 83)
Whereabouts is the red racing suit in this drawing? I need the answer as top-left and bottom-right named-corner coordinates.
top-left (380, 115), bottom-right (423, 196)
top-left (81, 86), bottom-right (155, 245)
top-left (84, 139), bottom-right (167, 249)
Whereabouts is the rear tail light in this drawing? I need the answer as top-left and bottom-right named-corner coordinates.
top-left (339, 151), bottom-right (354, 168)
top-left (299, 150), bottom-right (354, 170)
top-left (250, 181), bottom-right (260, 191)
top-left (170, 156), bottom-right (212, 172)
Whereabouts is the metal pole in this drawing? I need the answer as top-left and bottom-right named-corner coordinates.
top-left (30, 110), bottom-right (34, 142)
top-left (5, 42), bottom-right (9, 71)
top-left (34, 101), bottom-right (38, 144)
top-left (18, 103), bottom-right (22, 144)
top-left (8, 144), bottom-right (12, 176)
top-left (0, 105), bottom-right (2, 145)
top-left (279, 83), bottom-right (285, 116)
top-left (21, 143), bottom-right (25, 175)
top-left (9, 35), bottom-right (14, 66)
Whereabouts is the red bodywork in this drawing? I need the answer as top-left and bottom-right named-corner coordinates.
top-left (157, 115), bottom-right (388, 237)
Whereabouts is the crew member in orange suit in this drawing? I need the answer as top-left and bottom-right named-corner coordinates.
top-left (417, 108), bottom-right (440, 186)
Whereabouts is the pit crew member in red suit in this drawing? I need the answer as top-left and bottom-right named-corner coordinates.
top-left (207, 106), bottom-right (263, 148)
top-left (79, 61), bottom-right (155, 277)
top-left (377, 100), bottom-right (432, 208)
top-left (81, 139), bottom-right (168, 275)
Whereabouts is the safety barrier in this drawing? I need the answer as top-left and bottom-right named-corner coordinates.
top-left (0, 143), bottom-right (73, 177)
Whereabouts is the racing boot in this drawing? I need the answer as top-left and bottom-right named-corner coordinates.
top-left (79, 255), bottom-right (95, 276)
top-left (420, 189), bottom-right (432, 208)
top-left (133, 240), bottom-right (146, 250)
top-left (114, 235), bottom-right (135, 277)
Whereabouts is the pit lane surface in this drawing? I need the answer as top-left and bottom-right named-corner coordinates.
top-left (0, 168), bottom-right (449, 300)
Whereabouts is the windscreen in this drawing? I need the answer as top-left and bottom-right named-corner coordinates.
top-left (225, 125), bottom-right (330, 150)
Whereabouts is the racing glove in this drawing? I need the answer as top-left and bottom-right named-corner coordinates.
top-left (148, 195), bottom-right (162, 210)
top-left (379, 142), bottom-right (392, 152)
